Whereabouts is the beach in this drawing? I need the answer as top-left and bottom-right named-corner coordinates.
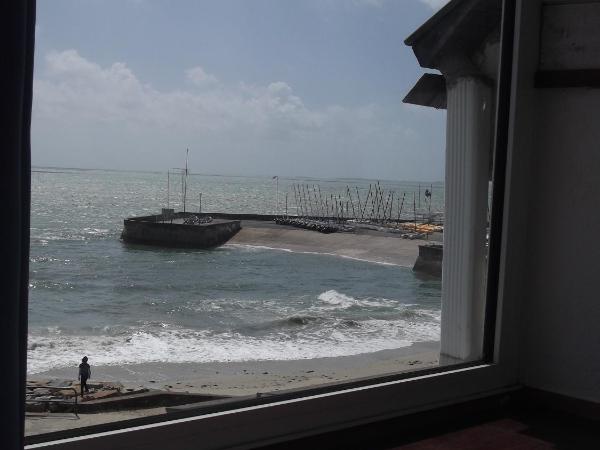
top-left (229, 220), bottom-right (436, 267)
top-left (27, 342), bottom-right (439, 436)
top-left (32, 341), bottom-right (440, 397)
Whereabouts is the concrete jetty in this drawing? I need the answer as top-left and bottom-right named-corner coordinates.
top-left (412, 244), bottom-right (443, 277)
top-left (121, 211), bottom-right (241, 248)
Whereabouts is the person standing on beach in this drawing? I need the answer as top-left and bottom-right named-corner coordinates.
top-left (78, 356), bottom-right (91, 396)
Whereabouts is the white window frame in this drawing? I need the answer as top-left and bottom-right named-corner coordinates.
top-left (26, 0), bottom-right (541, 448)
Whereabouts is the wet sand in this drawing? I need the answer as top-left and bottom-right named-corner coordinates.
top-left (31, 341), bottom-right (440, 397)
top-left (229, 221), bottom-right (431, 267)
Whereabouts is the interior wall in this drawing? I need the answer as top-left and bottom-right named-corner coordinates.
top-left (520, 87), bottom-right (600, 402)
top-left (516, 1), bottom-right (600, 403)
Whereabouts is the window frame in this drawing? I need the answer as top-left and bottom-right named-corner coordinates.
top-left (22, 0), bottom-right (539, 447)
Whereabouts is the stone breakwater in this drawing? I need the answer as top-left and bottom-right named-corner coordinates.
top-left (412, 244), bottom-right (443, 277)
top-left (121, 212), bottom-right (241, 248)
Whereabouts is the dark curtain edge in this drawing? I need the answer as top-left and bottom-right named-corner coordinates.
top-left (0, 1), bottom-right (35, 449)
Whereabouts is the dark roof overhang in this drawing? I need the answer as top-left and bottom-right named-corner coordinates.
top-left (403, 73), bottom-right (447, 109)
top-left (405, 0), bottom-right (501, 71)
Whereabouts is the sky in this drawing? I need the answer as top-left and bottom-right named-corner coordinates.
top-left (32, 0), bottom-right (450, 181)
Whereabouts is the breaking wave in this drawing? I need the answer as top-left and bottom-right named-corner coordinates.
top-left (316, 290), bottom-right (398, 310)
top-left (27, 312), bottom-right (440, 374)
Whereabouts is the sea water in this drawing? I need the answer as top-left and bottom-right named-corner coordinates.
top-left (28, 168), bottom-right (443, 373)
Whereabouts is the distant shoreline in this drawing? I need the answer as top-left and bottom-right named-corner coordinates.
top-left (31, 165), bottom-right (445, 185)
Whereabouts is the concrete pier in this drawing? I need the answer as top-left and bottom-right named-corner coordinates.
top-left (413, 244), bottom-right (443, 277)
top-left (121, 213), bottom-right (241, 249)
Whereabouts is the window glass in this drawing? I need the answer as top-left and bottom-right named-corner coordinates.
top-left (27, 0), bottom-right (500, 437)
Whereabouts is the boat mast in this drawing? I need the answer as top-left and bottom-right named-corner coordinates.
top-left (183, 148), bottom-right (189, 212)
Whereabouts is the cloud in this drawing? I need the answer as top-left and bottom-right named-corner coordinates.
top-left (35, 50), bottom-right (319, 132)
top-left (32, 50), bottom-right (445, 180)
top-left (186, 66), bottom-right (219, 87)
top-left (418, 0), bottom-right (450, 10)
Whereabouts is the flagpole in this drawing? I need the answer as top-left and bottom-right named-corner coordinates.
top-left (273, 176), bottom-right (279, 216)
top-left (183, 148), bottom-right (189, 213)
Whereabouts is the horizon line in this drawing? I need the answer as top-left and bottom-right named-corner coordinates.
top-left (31, 165), bottom-right (445, 185)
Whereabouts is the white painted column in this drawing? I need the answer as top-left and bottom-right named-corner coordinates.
top-left (441, 77), bottom-right (492, 364)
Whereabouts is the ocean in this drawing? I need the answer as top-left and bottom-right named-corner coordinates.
top-left (27, 169), bottom-right (443, 374)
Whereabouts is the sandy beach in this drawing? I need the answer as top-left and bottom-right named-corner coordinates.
top-left (229, 221), bottom-right (434, 267)
top-left (27, 342), bottom-right (439, 436)
top-left (31, 341), bottom-right (440, 397)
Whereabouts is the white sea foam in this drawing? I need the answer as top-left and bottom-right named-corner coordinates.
top-left (29, 256), bottom-right (61, 263)
top-left (82, 227), bottom-right (110, 237)
top-left (27, 314), bottom-right (440, 374)
top-left (317, 290), bottom-right (357, 308)
top-left (315, 290), bottom-right (397, 310)
top-left (26, 290), bottom-right (441, 374)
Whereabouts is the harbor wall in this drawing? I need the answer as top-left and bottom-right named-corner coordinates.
top-left (126, 212), bottom-right (282, 222)
top-left (122, 215), bottom-right (241, 248)
top-left (412, 244), bottom-right (442, 277)
top-left (127, 211), bottom-right (418, 223)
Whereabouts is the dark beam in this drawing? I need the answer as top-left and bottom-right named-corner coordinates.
top-left (535, 70), bottom-right (600, 88)
top-left (403, 73), bottom-right (447, 109)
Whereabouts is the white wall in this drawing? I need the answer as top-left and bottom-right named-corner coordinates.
top-left (514, 0), bottom-right (600, 403)
top-left (519, 88), bottom-right (600, 402)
